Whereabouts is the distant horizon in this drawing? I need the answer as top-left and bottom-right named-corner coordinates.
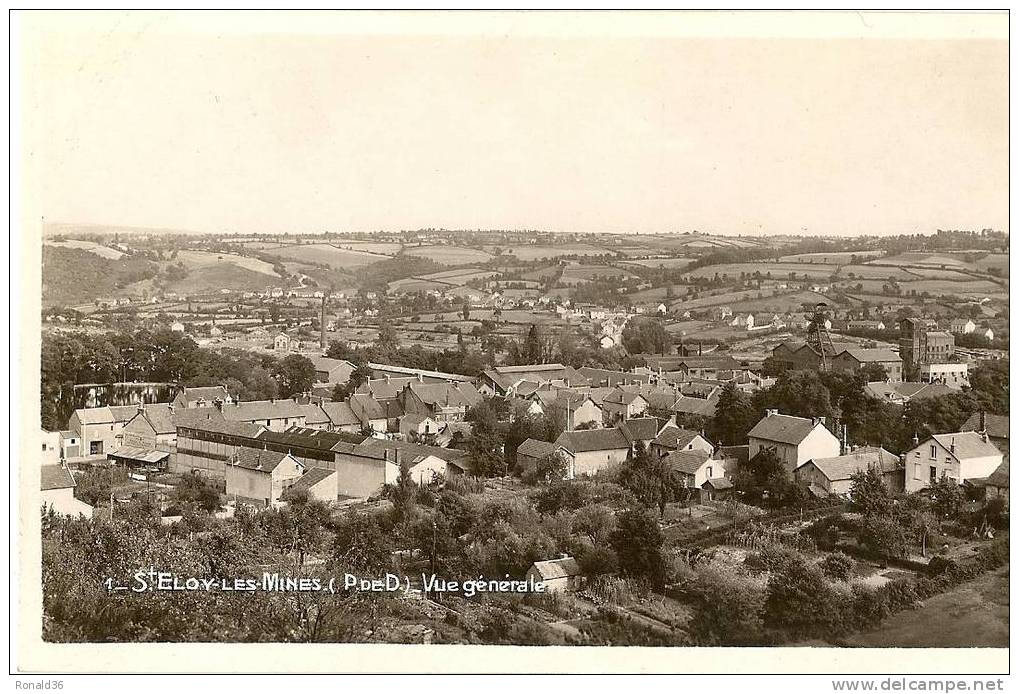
top-left (41, 219), bottom-right (1008, 240)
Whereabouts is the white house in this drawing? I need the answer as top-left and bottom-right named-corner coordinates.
top-left (41, 465), bottom-right (93, 518)
top-left (903, 432), bottom-right (1003, 494)
top-left (747, 410), bottom-right (841, 473)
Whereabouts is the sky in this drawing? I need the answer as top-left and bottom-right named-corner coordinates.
top-left (18, 12), bottom-right (1009, 237)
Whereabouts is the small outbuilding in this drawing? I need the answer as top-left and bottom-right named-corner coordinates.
top-left (525, 556), bottom-right (584, 593)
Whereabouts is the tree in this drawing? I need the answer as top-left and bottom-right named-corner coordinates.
top-left (534, 451), bottom-right (570, 485)
top-left (928, 476), bottom-right (964, 522)
top-left (733, 449), bottom-right (798, 507)
top-left (849, 466), bottom-right (892, 517)
top-left (859, 363), bottom-right (888, 382)
top-left (332, 512), bottom-right (391, 574)
top-left (461, 302), bottom-right (471, 321)
top-left (764, 558), bottom-right (845, 638)
top-left (391, 458), bottom-right (417, 523)
top-left (620, 317), bottom-right (671, 355)
top-left (610, 508), bottom-right (667, 588)
top-left (709, 382), bottom-right (755, 446)
top-left (332, 362), bottom-right (371, 401)
top-left (170, 473), bottom-right (221, 514)
top-left (967, 359), bottom-right (1009, 415)
top-left (271, 354), bottom-right (316, 398)
top-left (858, 515), bottom-right (908, 561)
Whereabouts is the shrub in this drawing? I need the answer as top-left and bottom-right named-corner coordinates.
top-left (744, 544), bottom-right (802, 574)
top-left (881, 578), bottom-right (920, 612)
top-left (685, 563), bottom-right (767, 646)
top-left (764, 558), bottom-right (848, 639)
top-left (820, 552), bottom-right (854, 582)
top-left (850, 584), bottom-right (891, 629)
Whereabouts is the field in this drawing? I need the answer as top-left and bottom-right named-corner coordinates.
top-left (683, 263), bottom-right (839, 280)
top-left (560, 264), bottom-right (638, 284)
top-left (620, 258), bottom-right (693, 269)
top-left (868, 252), bottom-right (971, 270)
top-left (778, 250), bottom-right (886, 264)
top-left (967, 253), bottom-right (1009, 277)
top-left (165, 264), bottom-right (283, 294)
top-left (174, 250), bottom-right (279, 276)
top-left (844, 565), bottom-right (1009, 648)
top-left (45, 239), bottom-right (125, 260)
top-left (668, 288), bottom-right (834, 313)
top-left (492, 244), bottom-right (613, 261)
top-left (332, 241), bottom-right (403, 255)
top-left (259, 243), bottom-right (387, 268)
top-left (402, 245), bottom-right (494, 265)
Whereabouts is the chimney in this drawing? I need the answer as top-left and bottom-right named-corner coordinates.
top-left (320, 294), bottom-right (327, 349)
top-left (980, 411), bottom-right (986, 432)
top-left (982, 432), bottom-right (989, 443)
top-left (912, 432), bottom-right (919, 446)
top-left (766, 408), bottom-right (779, 417)
top-left (418, 373), bottom-right (424, 382)
top-left (385, 375), bottom-right (391, 384)
top-left (950, 437), bottom-right (955, 454)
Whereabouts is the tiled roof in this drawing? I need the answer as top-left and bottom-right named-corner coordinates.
top-left (654, 426), bottom-right (703, 450)
top-left (220, 399), bottom-right (307, 422)
top-left (748, 413), bottom-right (820, 446)
top-left (961, 413), bottom-right (1009, 441)
top-left (931, 432), bottom-right (1002, 461)
top-left (517, 438), bottom-right (556, 459)
top-left (299, 404), bottom-right (330, 425)
top-left (805, 447), bottom-right (899, 482)
top-left (258, 427), bottom-right (364, 451)
top-left (986, 459), bottom-right (1009, 488)
top-left (174, 409), bottom-right (265, 438)
top-left (233, 448), bottom-right (295, 472)
top-left (664, 449), bottom-right (712, 475)
top-left (41, 465), bottom-right (75, 491)
top-left (349, 393), bottom-right (387, 420)
top-left (286, 467), bottom-right (336, 494)
top-left (529, 556), bottom-right (581, 580)
top-left (703, 477), bottom-right (733, 490)
top-left (320, 401), bottom-right (360, 427)
top-left (73, 407), bottom-right (115, 425)
top-left (619, 418), bottom-right (660, 443)
top-left (555, 427), bottom-right (631, 453)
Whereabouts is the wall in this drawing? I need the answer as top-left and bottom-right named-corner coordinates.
top-left (571, 447), bottom-right (630, 477)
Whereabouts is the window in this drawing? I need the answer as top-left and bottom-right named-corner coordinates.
top-left (929, 466), bottom-right (938, 483)
top-left (929, 445), bottom-right (937, 459)
top-left (914, 464), bottom-right (921, 480)
top-left (706, 466), bottom-right (713, 478)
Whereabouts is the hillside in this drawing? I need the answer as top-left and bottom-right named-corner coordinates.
top-left (41, 246), bottom-right (158, 307)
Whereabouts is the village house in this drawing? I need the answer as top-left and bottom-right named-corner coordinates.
top-left (965, 459), bottom-right (1009, 504)
top-left (664, 448), bottom-right (726, 490)
top-left (400, 413), bottom-right (441, 441)
top-left (67, 405), bottom-right (139, 457)
top-left (348, 393), bottom-right (389, 433)
top-left (358, 439), bottom-right (470, 483)
top-left (397, 382), bottom-right (483, 423)
top-left (701, 476), bottom-right (734, 501)
top-left (903, 431), bottom-right (1003, 494)
top-left (308, 356), bottom-right (356, 385)
top-left (273, 333), bottom-right (292, 353)
top-left (41, 465), bottom-right (93, 518)
top-left (58, 430), bottom-right (81, 460)
top-left (747, 410), bottom-right (841, 473)
top-left (283, 468), bottom-right (338, 503)
top-left (601, 389), bottom-right (649, 423)
top-left (515, 438), bottom-right (557, 472)
top-left (217, 398), bottom-right (308, 432)
top-left (949, 318), bottom-right (977, 334)
top-left (120, 403), bottom-right (180, 465)
top-left (319, 401), bottom-right (363, 433)
top-left (618, 417), bottom-right (663, 450)
top-left (830, 348), bottom-right (903, 382)
top-left (41, 430), bottom-right (61, 466)
top-left (960, 412), bottom-right (1009, 454)
top-left (225, 448), bottom-right (306, 508)
top-left (554, 427), bottom-right (633, 477)
top-left (171, 385), bottom-right (234, 410)
top-left (550, 394), bottom-right (605, 430)
top-left (864, 381), bottom-right (955, 406)
top-left (649, 425), bottom-right (714, 460)
top-left (477, 364), bottom-right (589, 396)
top-left (794, 447), bottom-right (902, 497)
top-left (919, 362), bottom-right (969, 389)
top-left (525, 556), bottom-right (583, 593)
top-left (298, 403), bottom-right (332, 431)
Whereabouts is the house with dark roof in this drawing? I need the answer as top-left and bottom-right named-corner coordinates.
top-left (308, 356), bottom-right (356, 385)
top-left (664, 448), bottom-right (725, 489)
top-left (320, 401), bottom-right (363, 433)
top-left (795, 447), bottom-right (901, 496)
top-left (397, 382), bottom-right (483, 422)
top-left (173, 410), bottom-right (266, 479)
top-left (283, 467), bottom-right (338, 503)
top-left (554, 427), bottom-right (633, 477)
top-left (965, 458), bottom-right (1009, 503)
top-left (831, 348), bottom-right (903, 382)
top-left (121, 403), bottom-right (181, 456)
top-left (171, 385), bottom-right (233, 410)
top-left (525, 556), bottom-right (583, 593)
top-left (618, 417), bottom-right (662, 449)
top-left (602, 389), bottom-right (649, 423)
top-left (960, 412), bottom-right (1009, 454)
top-left (650, 425), bottom-right (713, 460)
top-left (747, 410), bottom-right (841, 473)
top-left (515, 438), bottom-right (557, 471)
top-left (903, 431), bottom-right (1004, 493)
top-left (225, 448), bottom-right (305, 507)
top-left (67, 405), bottom-right (139, 457)
top-left (701, 476), bottom-right (734, 501)
top-left (348, 393), bottom-right (389, 433)
top-left (478, 364), bottom-right (589, 396)
top-left (41, 465), bottom-right (93, 518)
top-left (217, 399), bottom-right (308, 432)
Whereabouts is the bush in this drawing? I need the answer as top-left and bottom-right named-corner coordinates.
top-left (819, 552), bottom-right (854, 582)
top-left (764, 558), bottom-right (848, 639)
top-left (881, 578), bottom-right (920, 612)
top-left (744, 544), bottom-right (802, 574)
top-left (685, 563), bottom-right (767, 646)
top-left (850, 584), bottom-right (891, 629)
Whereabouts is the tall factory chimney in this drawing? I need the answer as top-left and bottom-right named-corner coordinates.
top-left (320, 293), bottom-right (328, 349)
